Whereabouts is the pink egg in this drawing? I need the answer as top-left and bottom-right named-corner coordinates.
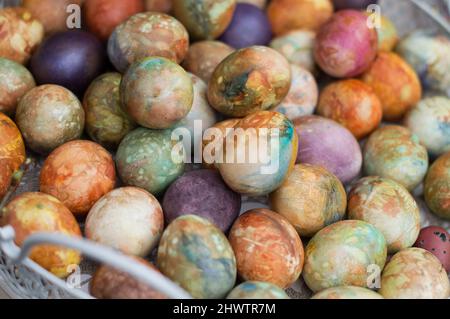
top-left (414, 226), bottom-right (450, 273)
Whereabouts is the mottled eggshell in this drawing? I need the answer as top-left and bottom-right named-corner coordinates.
top-left (172, 0), bottom-right (236, 40)
top-left (270, 164), bottom-right (346, 237)
top-left (84, 73), bottom-right (136, 150)
top-left (108, 12), bottom-right (189, 73)
top-left (2, 192), bottom-right (82, 278)
top-left (294, 115), bottom-right (362, 184)
top-left (40, 140), bottom-right (116, 216)
top-left (424, 152), bottom-right (450, 220)
top-left (0, 57), bottom-right (35, 116)
top-left (16, 85), bottom-right (85, 154)
top-left (314, 10), bottom-right (378, 78)
top-left (208, 46), bottom-right (291, 117)
top-left (0, 112), bottom-right (26, 171)
top-left (363, 125), bottom-right (429, 191)
top-left (144, 0), bottom-right (173, 13)
top-left (0, 8), bottom-right (44, 64)
top-left (312, 286), bottom-right (383, 299)
top-left (116, 127), bottom-right (185, 196)
top-left (317, 79), bottom-right (382, 139)
top-left (218, 111), bottom-right (298, 196)
top-left (372, 14), bottom-right (398, 52)
top-left (229, 209), bottom-right (304, 288)
top-left (274, 65), bottom-right (318, 120)
top-left (414, 226), bottom-right (450, 272)
top-left (379, 248), bottom-right (450, 299)
top-left (86, 187), bottom-right (164, 257)
top-left (157, 215), bottom-right (237, 299)
top-left (361, 52), bottom-right (422, 121)
top-left (227, 281), bottom-right (290, 299)
top-left (267, 0), bottom-right (333, 35)
top-left (404, 96), bottom-right (450, 157)
top-left (348, 177), bottom-right (421, 253)
top-left (303, 220), bottom-right (387, 292)
top-left (121, 57), bottom-right (193, 129)
top-left (333, 0), bottom-right (377, 10)
top-left (0, 160), bottom-right (12, 199)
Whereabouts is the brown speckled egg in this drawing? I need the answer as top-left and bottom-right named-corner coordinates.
top-left (0, 112), bottom-right (25, 172)
top-left (144, 0), bottom-right (173, 13)
top-left (361, 52), bottom-right (422, 121)
top-left (414, 226), bottom-right (450, 272)
top-left (16, 85), bottom-right (85, 154)
top-left (40, 140), bottom-right (116, 217)
top-left (317, 79), bottom-right (382, 139)
top-left (2, 192), bottom-right (82, 278)
top-left (312, 286), bottom-right (384, 299)
top-left (228, 208), bottom-right (304, 288)
top-left (424, 152), bottom-right (450, 220)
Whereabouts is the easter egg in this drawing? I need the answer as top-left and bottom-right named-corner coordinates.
top-left (227, 281), bottom-right (290, 299)
top-left (40, 140), bottom-right (116, 216)
top-left (303, 220), bottom-right (387, 292)
top-left (217, 111), bottom-right (297, 196)
top-left (16, 85), bottom-right (85, 154)
top-left (157, 215), bottom-right (237, 299)
top-left (2, 192), bottom-right (82, 278)
top-left (86, 187), bottom-right (164, 257)
top-left (229, 208), bottom-right (304, 288)
top-left (83, 73), bottom-right (136, 150)
top-left (270, 164), bottom-right (347, 237)
top-left (361, 52), bottom-right (422, 121)
top-left (312, 286), bottom-right (383, 299)
top-left (333, 0), bottom-right (377, 10)
top-left (363, 125), bottom-right (429, 191)
top-left (0, 112), bottom-right (25, 171)
top-left (0, 8), bottom-right (44, 64)
top-left (348, 177), bottom-right (421, 253)
top-left (379, 248), bottom-right (450, 299)
top-left (274, 65), bottom-right (319, 120)
top-left (219, 3), bottom-right (272, 49)
top-left (144, 0), bottom-right (173, 13)
top-left (0, 57), bottom-right (35, 116)
top-left (208, 46), bottom-right (291, 117)
top-left (172, 0), bottom-right (236, 40)
top-left (120, 57), bottom-right (193, 129)
top-left (404, 96), bottom-right (450, 157)
top-left (317, 79), bottom-right (382, 139)
top-left (424, 152), bottom-right (450, 220)
top-left (107, 12), bottom-right (189, 73)
top-left (238, 0), bottom-right (266, 9)
top-left (314, 10), bottom-right (378, 78)
top-left (163, 169), bottom-right (241, 232)
top-left (30, 30), bottom-right (105, 97)
top-left (372, 14), bottom-right (398, 52)
top-left (0, 160), bottom-right (12, 199)
top-left (267, 0), bottom-right (333, 35)
top-left (116, 127), bottom-right (185, 196)
top-left (293, 115), bottom-right (362, 184)
top-left (414, 226), bottom-right (450, 272)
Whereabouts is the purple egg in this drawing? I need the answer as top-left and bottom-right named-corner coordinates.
top-left (333, 0), bottom-right (378, 10)
top-left (293, 116), bottom-right (362, 184)
top-left (219, 3), bottom-right (272, 49)
top-left (162, 169), bottom-right (241, 232)
top-left (30, 30), bottom-right (105, 97)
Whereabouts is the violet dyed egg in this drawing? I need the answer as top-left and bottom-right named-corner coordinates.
top-left (314, 10), bottom-right (378, 78)
top-left (219, 3), bottom-right (272, 49)
top-left (424, 152), bottom-right (450, 220)
top-left (414, 226), bottom-right (450, 272)
top-left (293, 116), bottom-right (362, 184)
top-left (238, 0), bottom-right (266, 8)
top-left (333, 0), bottom-right (378, 10)
top-left (312, 286), bottom-right (383, 299)
top-left (30, 30), bottom-right (105, 97)
top-left (162, 169), bottom-right (241, 232)
top-left (227, 281), bottom-right (290, 299)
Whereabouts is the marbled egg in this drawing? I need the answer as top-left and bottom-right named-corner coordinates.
top-left (144, 0), bottom-right (173, 13)
top-left (108, 12), bottom-right (189, 73)
top-left (40, 140), bottom-right (116, 216)
top-left (0, 159), bottom-right (12, 199)
top-left (379, 248), bottom-right (450, 299)
top-left (303, 220), bottom-right (387, 292)
top-left (373, 14), bottom-right (398, 52)
top-left (363, 125), bottom-right (429, 191)
top-left (0, 57), bottom-right (35, 116)
top-left (229, 208), bottom-right (304, 288)
top-left (270, 164), bottom-right (347, 237)
top-left (208, 46), bottom-right (291, 117)
top-left (86, 187), bottom-right (164, 257)
top-left (312, 286), bottom-right (383, 299)
top-left (16, 85), bottom-right (85, 154)
top-left (227, 281), bottom-right (290, 299)
top-left (116, 127), bottom-right (185, 196)
top-left (293, 115), bottom-right (362, 184)
top-left (0, 112), bottom-right (25, 172)
top-left (348, 177), bottom-right (421, 253)
top-left (121, 57), bottom-right (193, 129)
top-left (157, 215), bottom-right (237, 299)
top-left (424, 152), bottom-right (450, 220)
top-left (317, 79), bottom-right (382, 139)
top-left (361, 52), bottom-right (422, 121)
top-left (414, 226), bottom-right (450, 272)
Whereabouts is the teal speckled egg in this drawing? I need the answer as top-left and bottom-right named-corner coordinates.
top-left (227, 281), bottom-right (290, 299)
top-left (157, 215), bottom-right (237, 299)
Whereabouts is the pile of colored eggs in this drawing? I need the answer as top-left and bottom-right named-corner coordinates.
top-left (0, 0), bottom-right (449, 301)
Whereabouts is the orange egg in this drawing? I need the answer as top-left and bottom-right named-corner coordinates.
top-left (0, 159), bottom-right (12, 199)
top-left (0, 112), bottom-right (25, 171)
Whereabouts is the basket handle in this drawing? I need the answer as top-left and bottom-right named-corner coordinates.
top-left (0, 225), bottom-right (192, 299)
